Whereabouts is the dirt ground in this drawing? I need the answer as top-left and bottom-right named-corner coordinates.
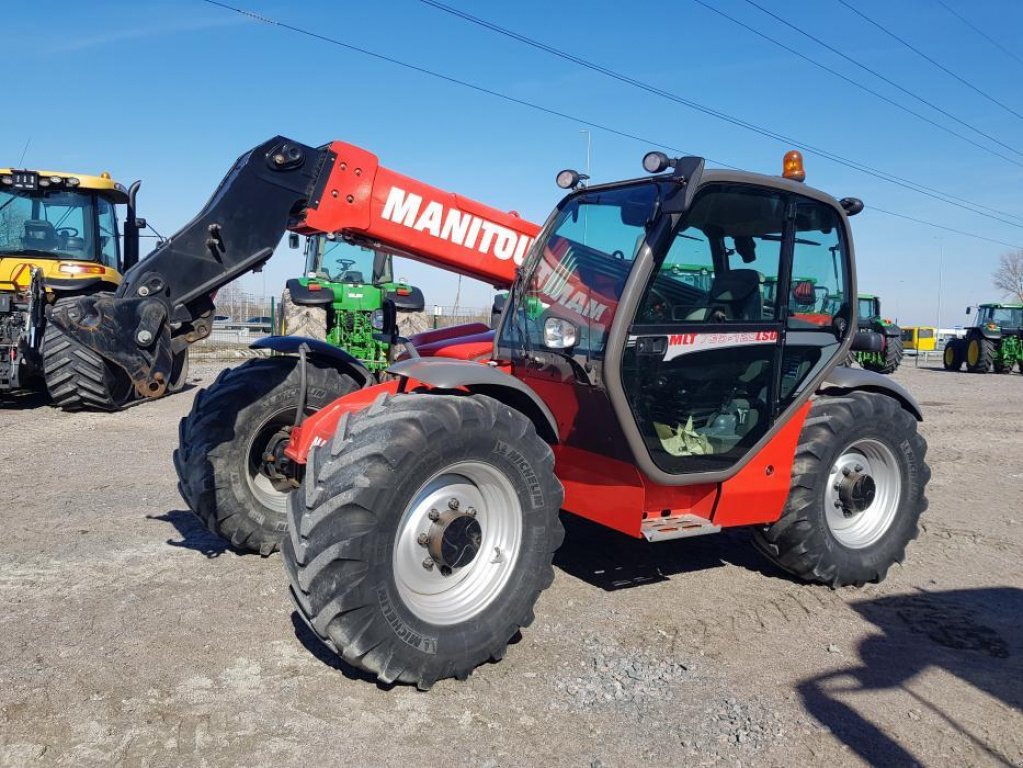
top-left (1, 360), bottom-right (1020, 768)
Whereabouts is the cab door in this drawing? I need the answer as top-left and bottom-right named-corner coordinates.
top-left (620, 183), bottom-right (849, 478)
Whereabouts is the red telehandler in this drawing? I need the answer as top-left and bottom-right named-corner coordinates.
top-left (52, 139), bottom-right (929, 689)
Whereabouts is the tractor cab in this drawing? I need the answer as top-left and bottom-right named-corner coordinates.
top-left (0, 169), bottom-right (141, 296)
top-left (499, 152), bottom-right (856, 481)
top-left (857, 295), bottom-right (881, 324)
top-left (305, 235), bottom-right (393, 287)
top-left (970, 303), bottom-right (1023, 333)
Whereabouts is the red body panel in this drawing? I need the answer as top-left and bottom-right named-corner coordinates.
top-left (711, 400), bottom-right (812, 527)
top-left (298, 141), bottom-right (539, 289)
top-left (285, 379), bottom-right (403, 464)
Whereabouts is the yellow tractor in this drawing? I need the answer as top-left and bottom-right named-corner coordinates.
top-left (0, 167), bottom-right (184, 408)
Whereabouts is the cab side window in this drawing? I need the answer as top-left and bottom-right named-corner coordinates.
top-left (786, 202), bottom-right (848, 332)
top-left (636, 185), bottom-right (785, 325)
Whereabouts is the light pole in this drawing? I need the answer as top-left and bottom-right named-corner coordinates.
top-left (935, 238), bottom-right (944, 331)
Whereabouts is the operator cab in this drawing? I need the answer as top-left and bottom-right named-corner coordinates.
top-left (304, 234), bottom-right (393, 285)
top-left (857, 295), bottom-right (880, 324)
top-left (499, 151), bottom-right (857, 484)
top-left (971, 303), bottom-right (1023, 332)
top-left (0, 170), bottom-right (129, 277)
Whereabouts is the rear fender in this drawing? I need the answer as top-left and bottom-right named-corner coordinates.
top-left (817, 366), bottom-right (923, 421)
top-left (389, 357), bottom-right (559, 443)
top-left (285, 278), bottom-right (333, 306)
top-left (250, 335), bottom-right (372, 387)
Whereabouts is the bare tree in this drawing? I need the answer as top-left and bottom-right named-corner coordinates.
top-left (993, 250), bottom-right (1023, 303)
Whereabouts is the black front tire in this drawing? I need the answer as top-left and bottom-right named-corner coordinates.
top-left (942, 341), bottom-right (963, 371)
top-left (754, 391), bottom-right (929, 587)
top-left (283, 393), bottom-right (564, 688)
top-left (174, 356), bottom-right (358, 555)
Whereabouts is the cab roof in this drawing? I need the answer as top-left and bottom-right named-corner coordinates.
top-left (0, 168), bottom-right (129, 202)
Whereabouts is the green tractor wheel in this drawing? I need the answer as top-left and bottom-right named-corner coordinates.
top-left (966, 336), bottom-right (994, 373)
top-left (942, 342), bottom-right (963, 371)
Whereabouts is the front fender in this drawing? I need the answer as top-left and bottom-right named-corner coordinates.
top-left (388, 357), bottom-right (559, 442)
top-left (250, 335), bottom-right (372, 387)
top-left (818, 365), bottom-right (923, 421)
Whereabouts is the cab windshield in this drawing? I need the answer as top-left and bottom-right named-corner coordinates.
top-left (978, 306), bottom-right (1023, 328)
top-left (0, 189), bottom-right (119, 267)
top-left (500, 182), bottom-right (662, 357)
top-left (305, 236), bottom-right (393, 284)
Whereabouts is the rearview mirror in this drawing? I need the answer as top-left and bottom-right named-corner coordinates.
top-left (288, 233), bottom-right (300, 249)
top-left (134, 217), bottom-right (147, 230)
top-left (965, 306), bottom-right (972, 315)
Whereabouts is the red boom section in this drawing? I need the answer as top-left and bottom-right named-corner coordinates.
top-left (297, 141), bottom-right (541, 289)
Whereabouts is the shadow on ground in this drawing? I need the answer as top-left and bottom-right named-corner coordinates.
top-left (798, 587), bottom-right (1023, 766)
top-left (149, 509), bottom-right (239, 558)
top-left (0, 389), bottom-right (52, 411)
top-left (289, 612), bottom-right (398, 689)
top-left (553, 512), bottom-right (793, 591)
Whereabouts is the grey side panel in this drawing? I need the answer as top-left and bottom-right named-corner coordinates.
top-left (388, 358), bottom-right (559, 442)
top-left (250, 335), bottom-right (371, 386)
top-left (819, 366), bottom-right (923, 421)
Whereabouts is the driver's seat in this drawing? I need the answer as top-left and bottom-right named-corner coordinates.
top-left (341, 270), bottom-right (365, 283)
top-left (707, 269), bottom-right (763, 321)
top-left (22, 220), bottom-right (58, 251)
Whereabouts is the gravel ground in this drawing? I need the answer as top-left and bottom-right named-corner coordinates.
top-left (1, 360), bottom-right (1021, 767)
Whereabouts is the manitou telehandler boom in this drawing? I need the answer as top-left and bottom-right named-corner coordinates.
top-left (54, 139), bottom-right (929, 690)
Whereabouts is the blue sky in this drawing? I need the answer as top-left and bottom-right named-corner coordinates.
top-left (7, 0), bottom-right (1022, 326)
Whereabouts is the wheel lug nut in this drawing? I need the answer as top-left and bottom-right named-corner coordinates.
top-left (448, 497), bottom-right (460, 511)
top-left (854, 464), bottom-right (863, 473)
top-left (428, 508), bottom-right (439, 521)
top-left (466, 506), bottom-right (477, 517)
top-left (834, 500), bottom-right (843, 508)
top-left (842, 467), bottom-right (852, 477)
top-left (417, 533), bottom-right (429, 546)
top-left (422, 558), bottom-right (435, 570)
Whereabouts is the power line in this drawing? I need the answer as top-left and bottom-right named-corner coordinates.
top-left (198, 0), bottom-right (1022, 250)
top-left (837, 0), bottom-right (1023, 122)
top-left (870, 207), bottom-right (1022, 250)
top-left (732, 0), bottom-right (1022, 159)
top-left (422, 0), bottom-right (1023, 229)
top-left (933, 0), bottom-right (1023, 70)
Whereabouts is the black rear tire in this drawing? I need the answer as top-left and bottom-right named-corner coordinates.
top-left (42, 313), bottom-right (134, 411)
top-left (879, 334), bottom-right (903, 374)
top-left (174, 356), bottom-right (358, 555)
top-left (966, 335), bottom-right (995, 373)
top-left (753, 391), bottom-right (929, 587)
top-left (283, 393), bottom-right (564, 688)
top-left (167, 349), bottom-right (190, 393)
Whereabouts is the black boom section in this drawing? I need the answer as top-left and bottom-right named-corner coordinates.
top-left (48, 136), bottom-right (332, 399)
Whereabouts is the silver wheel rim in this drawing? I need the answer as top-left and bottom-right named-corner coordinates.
top-left (244, 406), bottom-right (294, 513)
top-left (393, 461), bottom-right (523, 626)
top-left (824, 439), bottom-right (902, 549)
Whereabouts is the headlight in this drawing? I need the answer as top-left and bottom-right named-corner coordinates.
top-left (371, 309), bottom-right (385, 330)
top-left (543, 316), bottom-right (578, 349)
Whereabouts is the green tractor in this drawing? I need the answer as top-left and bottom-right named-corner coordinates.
top-left (943, 303), bottom-right (1023, 373)
top-left (853, 294), bottom-right (903, 374)
top-left (280, 234), bottom-right (427, 372)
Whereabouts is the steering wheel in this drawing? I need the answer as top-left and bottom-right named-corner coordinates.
top-left (56, 227), bottom-right (80, 238)
top-left (639, 286), bottom-right (672, 323)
